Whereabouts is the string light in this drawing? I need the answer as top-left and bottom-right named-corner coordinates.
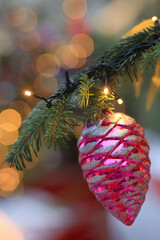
top-left (152, 16), bottom-right (158, 22)
top-left (117, 98), bottom-right (123, 105)
top-left (152, 16), bottom-right (160, 29)
top-left (24, 90), bottom-right (32, 96)
top-left (23, 89), bottom-right (51, 108)
top-left (104, 87), bottom-right (109, 94)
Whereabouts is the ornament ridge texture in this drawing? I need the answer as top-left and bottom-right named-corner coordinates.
top-left (78, 112), bottom-right (151, 225)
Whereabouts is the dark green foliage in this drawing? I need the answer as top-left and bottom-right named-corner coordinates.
top-left (138, 41), bottom-right (160, 70)
top-left (45, 97), bottom-right (78, 150)
top-left (74, 74), bottom-right (95, 108)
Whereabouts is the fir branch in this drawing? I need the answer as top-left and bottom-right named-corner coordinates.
top-left (5, 101), bottom-right (50, 170)
top-left (45, 26), bottom-right (160, 106)
top-left (5, 24), bottom-right (160, 169)
top-left (75, 74), bottom-right (95, 108)
top-left (45, 97), bottom-right (78, 150)
top-left (138, 41), bottom-right (160, 70)
top-left (80, 88), bottom-right (115, 124)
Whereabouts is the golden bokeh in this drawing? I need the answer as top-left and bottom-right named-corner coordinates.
top-left (62, 0), bottom-right (87, 21)
top-left (3, 2), bottom-right (24, 26)
top-left (0, 109), bottom-right (21, 132)
top-left (10, 7), bottom-right (28, 27)
top-left (15, 7), bottom-right (37, 33)
top-left (62, 45), bottom-right (79, 68)
top-left (35, 53), bottom-right (60, 78)
top-left (3, 3), bottom-right (37, 32)
top-left (55, 45), bottom-right (67, 68)
top-left (55, 44), bottom-right (78, 69)
top-left (0, 168), bottom-right (20, 192)
top-left (0, 144), bottom-right (8, 164)
top-left (74, 57), bottom-right (86, 69)
top-left (9, 100), bottom-right (31, 120)
top-left (33, 76), bottom-right (58, 97)
top-left (0, 128), bottom-right (3, 140)
top-left (70, 43), bottom-right (87, 58)
top-left (70, 33), bottom-right (94, 57)
top-left (0, 129), bottom-right (19, 146)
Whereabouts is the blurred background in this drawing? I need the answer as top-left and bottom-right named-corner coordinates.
top-left (0, 0), bottom-right (160, 239)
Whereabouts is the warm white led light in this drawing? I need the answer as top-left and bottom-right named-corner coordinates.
top-left (152, 16), bottom-right (158, 22)
top-left (117, 98), bottom-right (123, 105)
top-left (104, 87), bottom-right (109, 94)
top-left (24, 90), bottom-right (32, 96)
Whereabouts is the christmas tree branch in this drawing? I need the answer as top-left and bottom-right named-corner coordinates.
top-left (5, 23), bottom-right (160, 169)
top-left (45, 97), bottom-right (78, 150)
top-left (44, 26), bottom-right (160, 107)
top-left (6, 101), bottom-right (50, 170)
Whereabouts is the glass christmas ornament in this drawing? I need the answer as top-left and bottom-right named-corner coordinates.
top-left (78, 112), bottom-right (151, 226)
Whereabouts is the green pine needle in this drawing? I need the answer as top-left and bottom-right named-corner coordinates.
top-left (44, 97), bottom-right (78, 150)
top-left (75, 74), bottom-right (95, 108)
top-left (5, 101), bottom-right (50, 170)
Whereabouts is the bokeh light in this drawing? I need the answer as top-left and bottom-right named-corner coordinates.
top-left (62, 45), bottom-right (79, 68)
top-left (74, 57), bottom-right (86, 69)
top-left (0, 109), bottom-right (21, 132)
top-left (9, 100), bottom-right (31, 120)
top-left (62, 0), bottom-right (87, 21)
top-left (0, 144), bottom-right (8, 164)
top-left (55, 41), bottom-right (90, 69)
top-left (35, 53), bottom-right (60, 78)
top-left (0, 129), bottom-right (19, 146)
top-left (16, 8), bottom-right (37, 33)
top-left (33, 76), bottom-right (58, 97)
top-left (0, 168), bottom-right (20, 192)
top-left (3, 2), bottom-right (24, 26)
top-left (70, 33), bottom-right (94, 57)
top-left (70, 43), bottom-right (86, 59)
top-left (0, 128), bottom-right (3, 140)
top-left (3, 3), bottom-right (37, 33)
top-left (55, 44), bottom-right (77, 69)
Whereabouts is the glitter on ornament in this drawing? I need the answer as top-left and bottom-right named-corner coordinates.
top-left (78, 112), bottom-right (151, 226)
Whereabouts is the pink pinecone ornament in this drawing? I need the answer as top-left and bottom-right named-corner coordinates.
top-left (78, 112), bottom-right (151, 225)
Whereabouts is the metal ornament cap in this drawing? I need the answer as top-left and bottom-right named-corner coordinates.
top-left (78, 112), bottom-right (151, 226)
